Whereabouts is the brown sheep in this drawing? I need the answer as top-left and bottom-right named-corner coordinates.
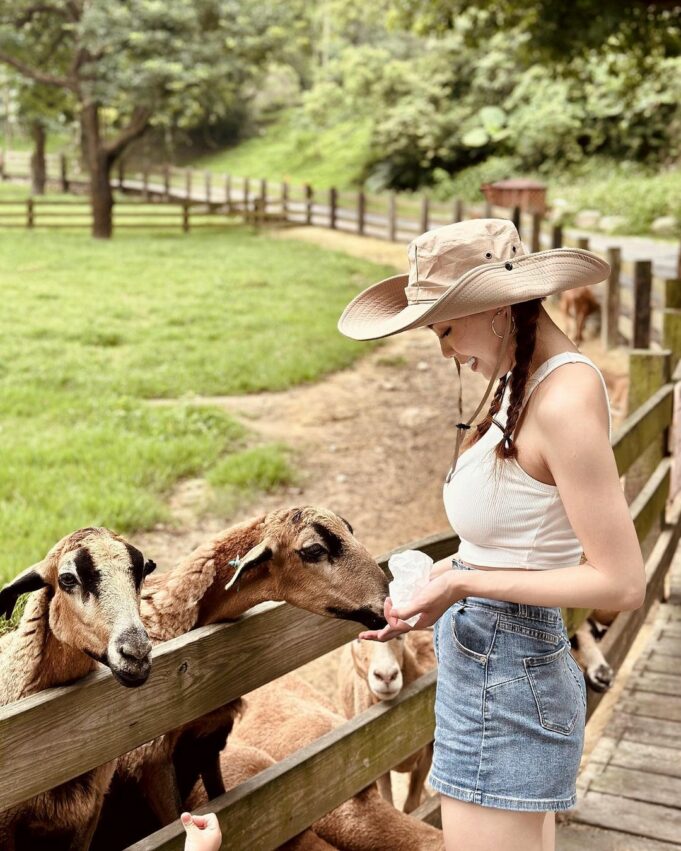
top-left (0, 527), bottom-right (154, 851)
top-left (94, 506), bottom-right (389, 848)
top-left (231, 671), bottom-right (444, 850)
top-left (338, 630), bottom-right (435, 812)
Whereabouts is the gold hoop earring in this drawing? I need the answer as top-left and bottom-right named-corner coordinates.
top-left (491, 310), bottom-right (516, 339)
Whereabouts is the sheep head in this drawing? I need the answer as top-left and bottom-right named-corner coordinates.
top-left (351, 636), bottom-right (405, 700)
top-left (223, 506), bottom-right (389, 631)
top-left (0, 527), bottom-right (155, 687)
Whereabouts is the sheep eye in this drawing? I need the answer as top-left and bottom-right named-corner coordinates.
top-left (299, 544), bottom-right (327, 562)
top-left (58, 573), bottom-right (79, 591)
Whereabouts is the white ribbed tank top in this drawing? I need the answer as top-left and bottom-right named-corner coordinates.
top-left (443, 352), bottom-right (612, 570)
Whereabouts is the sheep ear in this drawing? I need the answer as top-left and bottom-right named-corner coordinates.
top-left (0, 562), bottom-right (48, 621)
top-left (143, 559), bottom-right (157, 576)
top-left (225, 542), bottom-right (273, 592)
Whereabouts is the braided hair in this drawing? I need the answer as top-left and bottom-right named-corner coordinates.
top-left (460, 297), bottom-right (544, 470)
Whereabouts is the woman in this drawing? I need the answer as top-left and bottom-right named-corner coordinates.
top-left (337, 218), bottom-right (645, 851)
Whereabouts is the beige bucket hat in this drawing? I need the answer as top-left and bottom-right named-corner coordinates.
top-left (337, 218), bottom-right (611, 479)
top-left (337, 218), bottom-right (610, 341)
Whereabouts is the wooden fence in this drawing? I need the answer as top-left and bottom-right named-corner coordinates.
top-left (1, 338), bottom-right (680, 848)
top-left (2, 149), bottom-right (679, 357)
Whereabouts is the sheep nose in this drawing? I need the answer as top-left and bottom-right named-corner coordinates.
top-left (117, 630), bottom-right (152, 661)
top-left (374, 668), bottom-right (399, 683)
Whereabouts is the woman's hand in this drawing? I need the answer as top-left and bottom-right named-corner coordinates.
top-left (358, 570), bottom-right (463, 642)
top-left (182, 812), bottom-right (222, 851)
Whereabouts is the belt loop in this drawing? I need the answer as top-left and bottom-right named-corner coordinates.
top-left (517, 603), bottom-right (527, 617)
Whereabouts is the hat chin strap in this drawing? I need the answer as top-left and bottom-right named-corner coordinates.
top-left (445, 307), bottom-right (513, 483)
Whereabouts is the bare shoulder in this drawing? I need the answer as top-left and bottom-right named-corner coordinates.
top-left (531, 360), bottom-right (610, 440)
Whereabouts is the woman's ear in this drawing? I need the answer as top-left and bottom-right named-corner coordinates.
top-left (0, 562), bottom-right (49, 620)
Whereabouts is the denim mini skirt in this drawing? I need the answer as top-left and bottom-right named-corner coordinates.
top-left (429, 558), bottom-right (587, 812)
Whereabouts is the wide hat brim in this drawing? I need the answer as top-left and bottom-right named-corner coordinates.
top-left (337, 247), bottom-right (610, 341)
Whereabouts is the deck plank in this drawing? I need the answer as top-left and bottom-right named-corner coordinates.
top-left (570, 792), bottom-right (681, 844)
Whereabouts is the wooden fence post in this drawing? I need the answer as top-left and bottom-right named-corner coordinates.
top-left (420, 196), bottom-right (429, 233)
top-left (577, 236), bottom-right (590, 250)
top-left (329, 187), bottom-right (337, 229)
top-left (182, 201), bottom-right (190, 233)
top-left (26, 197), bottom-right (34, 229)
top-left (243, 177), bottom-right (250, 219)
top-left (530, 213), bottom-right (541, 253)
top-left (185, 168), bottom-right (192, 200)
top-left (511, 205), bottom-right (521, 235)
top-left (663, 277), bottom-right (681, 376)
top-left (205, 171), bottom-right (212, 204)
top-left (117, 159), bottom-right (125, 190)
top-left (0, 150), bottom-right (5, 181)
top-left (625, 349), bottom-right (672, 521)
top-left (357, 190), bottom-right (365, 236)
top-left (142, 167), bottom-right (150, 202)
top-left (260, 178), bottom-right (267, 221)
top-left (388, 191), bottom-right (397, 241)
top-left (453, 199), bottom-right (463, 223)
top-left (633, 260), bottom-right (653, 349)
top-left (163, 165), bottom-right (170, 201)
top-left (551, 224), bottom-right (562, 248)
top-left (304, 183), bottom-right (313, 225)
top-left (281, 182), bottom-right (288, 221)
top-left (225, 174), bottom-right (231, 211)
top-left (602, 247), bottom-right (622, 350)
top-left (60, 154), bottom-right (68, 192)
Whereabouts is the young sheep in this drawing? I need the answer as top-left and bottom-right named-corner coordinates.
top-left (231, 671), bottom-right (444, 850)
top-left (570, 608), bottom-right (617, 692)
top-left (94, 506), bottom-right (389, 848)
top-left (337, 629), bottom-right (436, 812)
top-left (0, 527), bottom-right (155, 851)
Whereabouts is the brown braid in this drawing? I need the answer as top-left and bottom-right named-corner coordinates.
top-left (461, 297), bottom-right (544, 463)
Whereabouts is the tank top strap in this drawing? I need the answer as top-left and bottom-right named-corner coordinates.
top-left (523, 352), bottom-right (612, 440)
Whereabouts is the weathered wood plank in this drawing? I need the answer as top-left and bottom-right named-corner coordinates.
top-left (653, 636), bottom-right (681, 657)
top-left (0, 602), bottom-right (363, 810)
top-left (633, 671), bottom-right (681, 697)
top-left (589, 764), bottom-right (681, 808)
top-left (618, 692), bottom-right (681, 723)
top-left (128, 671), bottom-right (437, 851)
top-left (571, 791), bottom-right (681, 844)
top-left (608, 739), bottom-right (681, 779)
top-left (612, 383), bottom-right (673, 477)
top-left (614, 713), bottom-right (681, 749)
top-left (411, 794), bottom-right (441, 828)
top-left (646, 651), bottom-right (681, 675)
top-left (557, 821), bottom-right (681, 851)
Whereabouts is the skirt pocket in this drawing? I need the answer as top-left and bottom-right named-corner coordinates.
top-left (524, 643), bottom-right (581, 735)
top-left (450, 604), bottom-right (498, 665)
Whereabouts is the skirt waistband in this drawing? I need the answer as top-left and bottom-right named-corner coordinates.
top-left (451, 557), bottom-right (563, 626)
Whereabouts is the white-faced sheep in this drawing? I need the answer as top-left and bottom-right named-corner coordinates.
top-left (93, 506), bottom-right (389, 848)
top-left (231, 670), bottom-right (444, 851)
top-left (0, 527), bottom-right (155, 851)
top-left (338, 629), bottom-right (435, 812)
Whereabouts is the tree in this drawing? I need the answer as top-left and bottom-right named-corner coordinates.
top-left (0, 1), bottom-right (297, 237)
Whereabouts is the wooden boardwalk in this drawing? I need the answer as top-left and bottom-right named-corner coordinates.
top-left (557, 549), bottom-right (681, 849)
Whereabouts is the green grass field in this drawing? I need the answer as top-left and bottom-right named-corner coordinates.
top-left (0, 202), bottom-right (390, 584)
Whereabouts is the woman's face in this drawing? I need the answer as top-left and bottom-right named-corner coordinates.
top-left (429, 308), bottom-right (513, 380)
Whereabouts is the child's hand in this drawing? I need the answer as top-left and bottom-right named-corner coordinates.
top-left (181, 811), bottom-right (222, 851)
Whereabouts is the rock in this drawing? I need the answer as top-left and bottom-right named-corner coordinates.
top-left (335, 473), bottom-right (348, 484)
top-left (598, 215), bottom-right (626, 234)
top-left (398, 407), bottom-right (435, 428)
top-left (329, 444), bottom-right (337, 452)
top-left (574, 209), bottom-right (602, 229)
top-left (416, 361), bottom-right (429, 371)
top-left (651, 216), bottom-right (678, 237)
top-left (381, 380), bottom-right (396, 390)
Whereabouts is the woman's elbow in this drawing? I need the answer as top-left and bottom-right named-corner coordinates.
top-left (618, 572), bottom-right (646, 611)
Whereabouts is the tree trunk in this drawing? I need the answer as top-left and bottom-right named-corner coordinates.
top-left (80, 101), bottom-right (114, 239)
top-left (30, 120), bottom-right (46, 195)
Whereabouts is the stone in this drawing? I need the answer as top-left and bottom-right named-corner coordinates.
top-left (416, 360), bottom-right (429, 371)
top-left (574, 209), bottom-right (602, 229)
top-left (651, 215), bottom-right (678, 237)
top-left (598, 215), bottom-right (626, 233)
